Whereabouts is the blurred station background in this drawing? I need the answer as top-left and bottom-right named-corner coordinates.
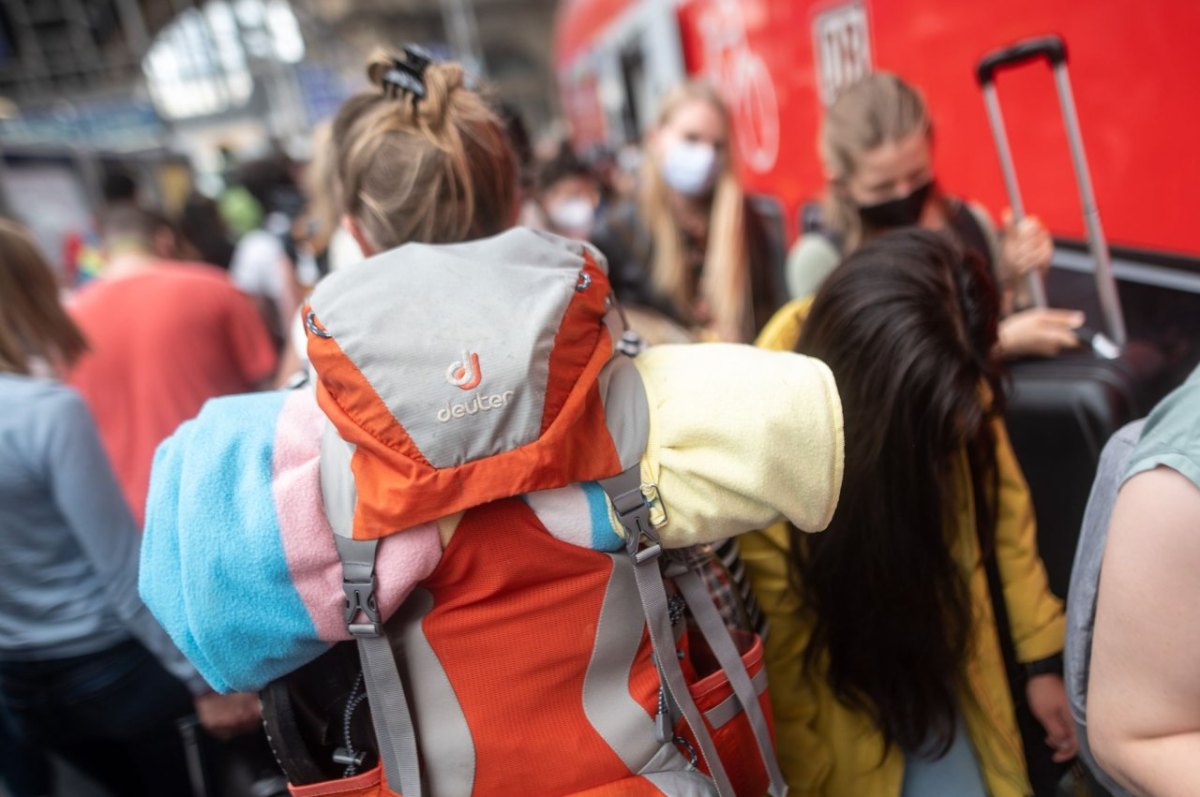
top-left (1, 1), bottom-right (1198, 796)
top-left (0, 0), bottom-right (559, 275)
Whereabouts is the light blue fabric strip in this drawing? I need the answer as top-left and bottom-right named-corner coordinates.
top-left (141, 416), bottom-right (225, 689)
top-left (141, 391), bottom-right (327, 693)
top-left (583, 481), bottom-right (623, 552)
top-left (900, 711), bottom-right (988, 797)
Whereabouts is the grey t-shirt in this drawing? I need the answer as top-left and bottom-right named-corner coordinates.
top-left (1124, 366), bottom-right (1200, 488)
top-left (0, 374), bottom-right (206, 694)
top-left (1065, 419), bottom-right (1143, 796)
top-left (1066, 364), bottom-right (1200, 794)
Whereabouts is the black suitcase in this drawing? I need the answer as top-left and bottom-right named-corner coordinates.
top-left (1003, 344), bottom-right (1167, 599)
top-left (177, 718), bottom-right (291, 797)
top-left (976, 35), bottom-right (1171, 600)
top-left (976, 35), bottom-right (1172, 797)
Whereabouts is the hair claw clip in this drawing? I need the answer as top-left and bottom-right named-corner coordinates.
top-left (381, 45), bottom-right (434, 101)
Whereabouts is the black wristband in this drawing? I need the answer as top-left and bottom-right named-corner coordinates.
top-left (1023, 653), bottom-right (1064, 679)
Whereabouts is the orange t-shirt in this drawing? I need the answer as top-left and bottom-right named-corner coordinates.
top-left (69, 261), bottom-right (278, 524)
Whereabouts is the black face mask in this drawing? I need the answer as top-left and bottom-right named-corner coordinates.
top-left (857, 181), bottom-right (934, 229)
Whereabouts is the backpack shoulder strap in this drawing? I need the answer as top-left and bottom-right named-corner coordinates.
top-left (321, 422), bottom-right (423, 797)
top-left (801, 200), bottom-right (844, 252)
top-left (947, 198), bottom-right (998, 274)
top-left (600, 394), bottom-right (787, 797)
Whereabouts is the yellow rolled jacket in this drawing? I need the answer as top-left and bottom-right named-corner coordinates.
top-left (740, 298), bottom-right (1066, 797)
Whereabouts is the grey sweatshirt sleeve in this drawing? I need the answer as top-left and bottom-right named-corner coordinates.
top-left (44, 390), bottom-right (211, 696)
top-left (785, 234), bottom-right (841, 300)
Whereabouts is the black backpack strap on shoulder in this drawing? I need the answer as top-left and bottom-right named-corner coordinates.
top-left (322, 424), bottom-right (424, 797)
top-left (800, 201), bottom-right (844, 253)
top-left (977, 522), bottom-right (1022, 696)
top-left (947, 198), bottom-right (996, 274)
top-left (976, 492), bottom-right (1070, 795)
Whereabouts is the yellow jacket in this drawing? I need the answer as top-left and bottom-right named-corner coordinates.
top-left (742, 298), bottom-right (1066, 797)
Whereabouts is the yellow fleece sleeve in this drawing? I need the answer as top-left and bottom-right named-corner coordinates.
top-left (755, 297), bottom-right (814, 352)
top-left (632, 343), bottom-right (843, 548)
top-left (992, 417), bottom-right (1067, 662)
top-left (739, 523), bottom-right (833, 794)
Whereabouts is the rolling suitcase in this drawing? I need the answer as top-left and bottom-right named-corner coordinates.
top-left (976, 34), bottom-right (1170, 601)
top-left (976, 34), bottom-right (1171, 797)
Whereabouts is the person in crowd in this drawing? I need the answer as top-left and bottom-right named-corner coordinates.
top-left (273, 122), bottom-right (364, 387)
top-left (495, 101), bottom-right (547, 231)
top-left (229, 155), bottom-right (307, 339)
top-left (68, 205), bottom-right (277, 523)
top-left (178, 190), bottom-right (236, 270)
top-left (535, 143), bottom-right (604, 240)
top-left (142, 50), bottom-right (845, 797)
top-left (100, 165), bottom-right (140, 212)
top-left (1082, 365), bottom-right (1200, 795)
top-left (0, 219), bottom-right (259, 796)
top-left (788, 72), bottom-right (1082, 360)
top-left (742, 229), bottom-right (1076, 797)
top-left (0, 697), bottom-right (50, 796)
top-left (591, 80), bottom-right (782, 343)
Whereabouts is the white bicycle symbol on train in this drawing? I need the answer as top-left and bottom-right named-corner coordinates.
top-left (693, 0), bottom-right (780, 174)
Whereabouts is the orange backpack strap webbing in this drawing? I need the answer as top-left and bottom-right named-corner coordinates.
top-left (598, 465), bottom-right (786, 797)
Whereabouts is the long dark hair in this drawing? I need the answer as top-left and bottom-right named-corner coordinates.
top-left (791, 228), bottom-right (1005, 756)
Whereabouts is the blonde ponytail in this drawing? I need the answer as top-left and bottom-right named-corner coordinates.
top-left (333, 49), bottom-right (517, 249)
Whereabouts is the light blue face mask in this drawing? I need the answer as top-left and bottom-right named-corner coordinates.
top-left (660, 140), bottom-right (717, 197)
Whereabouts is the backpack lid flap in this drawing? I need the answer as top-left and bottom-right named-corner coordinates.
top-left (305, 228), bottom-right (638, 540)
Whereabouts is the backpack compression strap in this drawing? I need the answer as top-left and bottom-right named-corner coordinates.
top-left (322, 423), bottom-right (423, 797)
top-left (673, 568), bottom-right (787, 796)
top-left (598, 352), bottom-right (786, 797)
top-left (597, 348), bottom-right (787, 792)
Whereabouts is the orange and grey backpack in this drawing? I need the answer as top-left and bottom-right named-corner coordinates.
top-left (261, 228), bottom-right (788, 797)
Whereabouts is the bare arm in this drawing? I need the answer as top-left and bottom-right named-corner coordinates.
top-left (1089, 467), bottom-right (1200, 795)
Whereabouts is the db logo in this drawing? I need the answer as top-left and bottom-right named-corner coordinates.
top-left (446, 351), bottom-right (482, 390)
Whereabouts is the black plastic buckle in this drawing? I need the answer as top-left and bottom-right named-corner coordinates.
top-left (305, 310), bottom-right (331, 339)
top-left (617, 329), bottom-right (644, 357)
top-left (332, 748), bottom-right (367, 768)
top-left (610, 486), bottom-right (661, 563)
top-left (382, 45), bottom-right (434, 100)
top-left (343, 577), bottom-right (382, 637)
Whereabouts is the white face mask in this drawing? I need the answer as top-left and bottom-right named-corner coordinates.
top-left (547, 197), bottom-right (596, 235)
top-left (660, 140), bottom-right (717, 197)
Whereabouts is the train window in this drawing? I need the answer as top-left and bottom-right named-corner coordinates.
top-left (748, 194), bottom-right (788, 298)
top-left (618, 47), bottom-right (646, 142)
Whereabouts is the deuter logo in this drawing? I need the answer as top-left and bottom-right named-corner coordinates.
top-left (437, 391), bottom-right (515, 423)
top-left (446, 351), bottom-right (482, 390)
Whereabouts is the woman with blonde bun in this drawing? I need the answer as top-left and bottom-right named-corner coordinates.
top-left (142, 49), bottom-right (846, 797)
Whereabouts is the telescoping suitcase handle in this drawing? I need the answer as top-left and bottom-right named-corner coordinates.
top-left (975, 34), bottom-right (1128, 349)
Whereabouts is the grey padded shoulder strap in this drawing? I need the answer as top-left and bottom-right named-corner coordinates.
top-left (321, 423), bottom-right (423, 797)
top-left (320, 421), bottom-right (357, 541)
top-left (600, 465), bottom-right (738, 797)
top-left (598, 350), bottom-right (650, 472)
top-left (598, 353), bottom-right (786, 796)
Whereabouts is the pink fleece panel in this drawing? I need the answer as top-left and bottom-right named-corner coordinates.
top-left (524, 484), bottom-right (594, 548)
top-left (272, 389), bottom-right (442, 642)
